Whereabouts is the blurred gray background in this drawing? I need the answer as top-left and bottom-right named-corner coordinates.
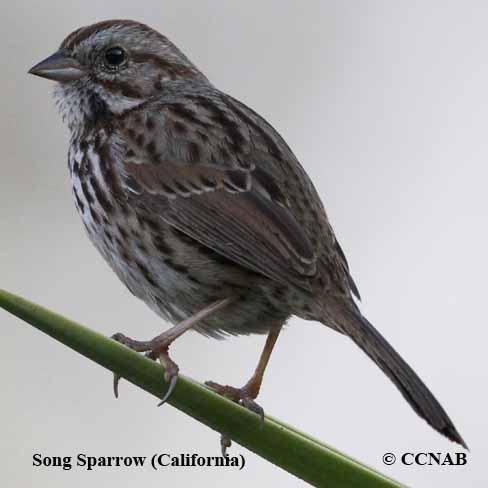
top-left (1, 1), bottom-right (486, 486)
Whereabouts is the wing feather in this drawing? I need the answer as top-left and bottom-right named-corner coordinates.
top-left (117, 86), bottom-right (358, 297)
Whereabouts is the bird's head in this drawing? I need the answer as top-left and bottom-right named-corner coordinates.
top-left (29, 20), bottom-right (206, 129)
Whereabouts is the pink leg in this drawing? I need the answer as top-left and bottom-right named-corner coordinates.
top-left (112, 297), bottom-right (235, 405)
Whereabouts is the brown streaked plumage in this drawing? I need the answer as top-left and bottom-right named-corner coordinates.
top-left (29, 19), bottom-right (466, 451)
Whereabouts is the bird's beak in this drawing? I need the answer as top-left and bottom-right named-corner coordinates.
top-left (28, 50), bottom-right (85, 82)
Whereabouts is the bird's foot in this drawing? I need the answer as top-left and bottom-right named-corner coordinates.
top-left (109, 300), bottom-right (236, 407)
top-left (111, 332), bottom-right (179, 406)
top-left (205, 380), bottom-right (265, 455)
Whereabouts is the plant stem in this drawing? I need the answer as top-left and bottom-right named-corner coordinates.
top-left (0, 288), bottom-right (404, 487)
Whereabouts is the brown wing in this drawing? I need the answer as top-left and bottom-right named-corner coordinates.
top-left (125, 158), bottom-right (317, 290)
top-left (118, 88), bottom-right (358, 296)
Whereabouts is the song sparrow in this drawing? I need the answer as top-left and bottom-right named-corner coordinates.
top-left (29, 19), bottom-right (466, 449)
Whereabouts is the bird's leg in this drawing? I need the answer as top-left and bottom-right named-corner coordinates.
top-left (206, 326), bottom-right (281, 422)
top-left (111, 297), bottom-right (235, 405)
top-left (205, 325), bottom-right (282, 454)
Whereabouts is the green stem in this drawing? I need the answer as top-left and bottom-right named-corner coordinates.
top-left (0, 288), bottom-right (404, 487)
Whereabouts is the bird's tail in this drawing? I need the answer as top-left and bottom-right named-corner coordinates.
top-left (327, 299), bottom-right (467, 448)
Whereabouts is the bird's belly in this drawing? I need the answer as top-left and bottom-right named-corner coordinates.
top-left (70, 177), bottom-right (193, 321)
top-left (71, 174), bottom-right (286, 336)
top-left (82, 209), bottom-right (198, 321)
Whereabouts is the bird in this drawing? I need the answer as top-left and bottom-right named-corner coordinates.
top-left (29, 19), bottom-right (466, 450)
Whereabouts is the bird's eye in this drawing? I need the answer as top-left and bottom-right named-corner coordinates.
top-left (104, 47), bottom-right (126, 69)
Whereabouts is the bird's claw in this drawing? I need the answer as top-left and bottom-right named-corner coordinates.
top-left (240, 398), bottom-right (265, 430)
top-left (110, 333), bottom-right (178, 404)
top-left (112, 350), bottom-right (158, 399)
top-left (113, 373), bottom-right (121, 398)
top-left (206, 380), bottom-right (266, 453)
top-left (157, 374), bottom-right (178, 406)
top-left (205, 381), bottom-right (265, 421)
top-left (221, 435), bottom-right (232, 456)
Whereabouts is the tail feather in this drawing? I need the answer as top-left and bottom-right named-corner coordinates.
top-left (331, 302), bottom-right (467, 449)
